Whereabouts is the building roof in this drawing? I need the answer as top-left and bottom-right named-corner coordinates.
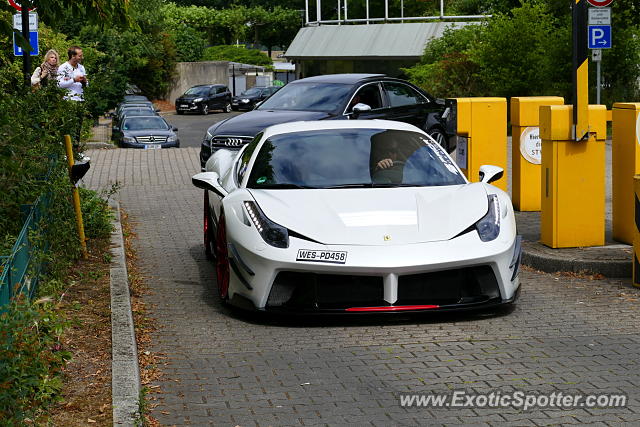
top-left (285, 22), bottom-right (475, 60)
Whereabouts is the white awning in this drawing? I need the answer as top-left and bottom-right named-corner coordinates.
top-left (285, 22), bottom-right (475, 60)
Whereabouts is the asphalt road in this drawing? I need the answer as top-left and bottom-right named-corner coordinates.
top-left (163, 110), bottom-right (244, 148)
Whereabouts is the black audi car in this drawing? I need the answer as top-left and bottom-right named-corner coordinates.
top-left (200, 74), bottom-right (456, 168)
top-left (231, 86), bottom-right (281, 111)
top-left (175, 84), bottom-right (232, 115)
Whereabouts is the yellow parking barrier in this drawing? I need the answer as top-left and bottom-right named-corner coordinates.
top-left (540, 105), bottom-right (607, 248)
top-left (612, 103), bottom-right (640, 244)
top-left (634, 175), bottom-right (640, 288)
top-left (511, 97), bottom-right (564, 211)
top-left (455, 97), bottom-right (507, 191)
top-left (64, 134), bottom-right (88, 259)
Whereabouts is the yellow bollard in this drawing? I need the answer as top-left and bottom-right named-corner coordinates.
top-left (539, 105), bottom-right (607, 248)
top-left (634, 176), bottom-right (640, 288)
top-left (612, 103), bottom-right (640, 244)
top-left (511, 97), bottom-right (564, 211)
top-left (455, 97), bottom-right (507, 191)
top-left (64, 134), bottom-right (88, 259)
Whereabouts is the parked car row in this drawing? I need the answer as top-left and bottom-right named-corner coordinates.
top-left (199, 74), bottom-right (457, 168)
top-left (111, 95), bottom-right (180, 149)
top-left (231, 86), bottom-right (281, 111)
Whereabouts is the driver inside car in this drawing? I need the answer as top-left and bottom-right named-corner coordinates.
top-left (370, 137), bottom-right (408, 184)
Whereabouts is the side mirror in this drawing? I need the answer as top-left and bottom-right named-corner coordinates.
top-left (192, 172), bottom-right (229, 198)
top-left (351, 103), bottom-right (371, 119)
top-left (155, 108), bottom-right (161, 113)
top-left (479, 165), bottom-right (504, 184)
top-left (172, 126), bottom-right (178, 131)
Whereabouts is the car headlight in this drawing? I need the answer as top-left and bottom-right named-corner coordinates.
top-left (122, 136), bottom-right (136, 143)
top-left (194, 97), bottom-right (204, 103)
top-left (476, 194), bottom-right (500, 242)
top-left (167, 135), bottom-right (178, 143)
top-left (241, 99), bottom-right (250, 103)
top-left (243, 201), bottom-right (289, 248)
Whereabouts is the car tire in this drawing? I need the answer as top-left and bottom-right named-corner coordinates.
top-left (200, 103), bottom-right (209, 115)
top-left (214, 209), bottom-right (230, 303)
top-left (427, 127), bottom-right (449, 152)
top-left (224, 102), bottom-right (232, 113)
top-left (176, 110), bottom-right (184, 115)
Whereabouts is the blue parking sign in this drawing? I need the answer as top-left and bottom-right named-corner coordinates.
top-left (13, 31), bottom-right (38, 56)
top-left (588, 25), bottom-right (611, 49)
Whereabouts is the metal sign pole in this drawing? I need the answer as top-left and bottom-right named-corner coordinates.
top-left (21, 3), bottom-right (31, 87)
top-left (572, 0), bottom-right (589, 141)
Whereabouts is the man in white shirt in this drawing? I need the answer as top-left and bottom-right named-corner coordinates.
top-left (57, 46), bottom-right (88, 101)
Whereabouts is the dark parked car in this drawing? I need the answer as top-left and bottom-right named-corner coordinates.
top-left (175, 84), bottom-right (232, 115)
top-left (231, 86), bottom-right (281, 111)
top-left (123, 95), bottom-right (148, 102)
top-left (200, 74), bottom-right (456, 168)
top-left (112, 115), bottom-right (180, 149)
top-left (112, 106), bottom-right (158, 132)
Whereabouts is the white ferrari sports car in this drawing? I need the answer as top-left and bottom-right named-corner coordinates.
top-left (192, 120), bottom-right (521, 313)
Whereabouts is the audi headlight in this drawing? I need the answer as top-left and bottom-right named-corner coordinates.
top-left (476, 194), bottom-right (500, 242)
top-left (241, 99), bottom-right (250, 103)
top-left (243, 201), bottom-right (289, 248)
top-left (122, 136), bottom-right (136, 143)
top-left (194, 97), bottom-right (204, 103)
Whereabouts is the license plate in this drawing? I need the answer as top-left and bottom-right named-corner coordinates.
top-left (296, 249), bottom-right (347, 264)
top-left (180, 104), bottom-right (188, 108)
top-left (144, 144), bottom-right (161, 149)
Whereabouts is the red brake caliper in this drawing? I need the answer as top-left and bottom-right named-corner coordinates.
top-left (215, 212), bottom-right (230, 299)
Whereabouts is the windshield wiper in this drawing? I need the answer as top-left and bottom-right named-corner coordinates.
top-left (371, 183), bottom-right (422, 188)
top-left (323, 183), bottom-right (373, 189)
top-left (253, 183), bottom-right (316, 189)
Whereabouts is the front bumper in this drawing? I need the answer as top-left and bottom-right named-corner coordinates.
top-left (176, 101), bottom-right (201, 112)
top-left (120, 140), bottom-right (180, 149)
top-left (224, 226), bottom-right (521, 313)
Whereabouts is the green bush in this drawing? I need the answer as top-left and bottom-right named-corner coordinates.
top-left (202, 45), bottom-right (272, 67)
top-left (172, 25), bottom-right (207, 62)
top-left (80, 187), bottom-right (115, 239)
top-left (0, 295), bottom-right (72, 422)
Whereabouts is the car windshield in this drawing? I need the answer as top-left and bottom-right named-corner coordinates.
top-left (122, 117), bottom-right (168, 131)
top-left (184, 87), bottom-right (209, 96)
top-left (246, 129), bottom-right (466, 189)
top-left (257, 83), bottom-right (353, 112)
top-left (241, 87), bottom-right (262, 96)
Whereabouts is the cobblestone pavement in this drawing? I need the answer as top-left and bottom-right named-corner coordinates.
top-left (85, 148), bottom-right (640, 426)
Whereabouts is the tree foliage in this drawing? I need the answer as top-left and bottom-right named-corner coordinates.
top-left (202, 45), bottom-right (273, 67)
top-left (404, 0), bottom-right (639, 106)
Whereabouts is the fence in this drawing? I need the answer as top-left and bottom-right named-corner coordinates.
top-left (0, 168), bottom-right (55, 309)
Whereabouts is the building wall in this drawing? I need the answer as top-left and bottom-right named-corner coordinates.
top-left (167, 61), bottom-right (229, 104)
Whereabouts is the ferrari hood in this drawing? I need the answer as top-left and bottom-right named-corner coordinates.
top-left (248, 184), bottom-right (489, 245)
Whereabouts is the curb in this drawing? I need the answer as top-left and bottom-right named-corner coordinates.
top-left (109, 200), bottom-right (141, 426)
top-left (521, 240), bottom-right (632, 278)
top-left (86, 142), bottom-right (116, 149)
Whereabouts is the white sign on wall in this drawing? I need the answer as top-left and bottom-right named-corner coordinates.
top-left (520, 126), bottom-right (542, 165)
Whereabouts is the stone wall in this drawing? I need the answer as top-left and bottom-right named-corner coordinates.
top-left (167, 61), bottom-right (229, 104)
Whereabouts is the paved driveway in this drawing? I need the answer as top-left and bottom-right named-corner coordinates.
top-left (162, 111), bottom-right (244, 148)
top-left (84, 147), bottom-right (640, 426)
